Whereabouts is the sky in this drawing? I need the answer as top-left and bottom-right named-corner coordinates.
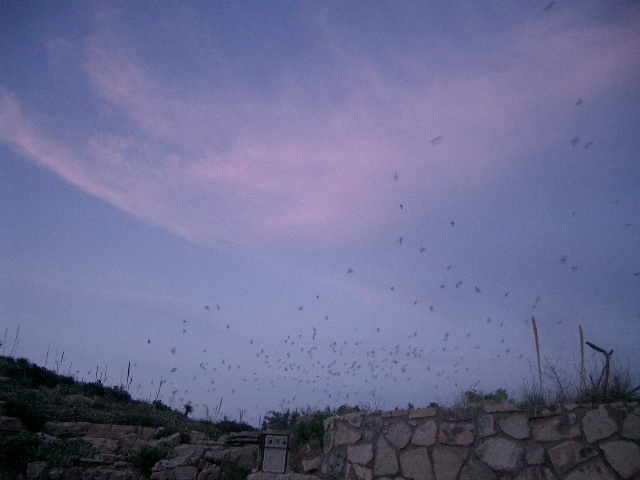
top-left (1, 1), bottom-right (639, 427)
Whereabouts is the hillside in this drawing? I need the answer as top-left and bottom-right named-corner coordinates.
top-left (0, 356), bottom-right (257, 477)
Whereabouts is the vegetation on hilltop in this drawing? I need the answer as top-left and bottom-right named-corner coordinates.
top-left (0, 355), bottom-right (253, 435)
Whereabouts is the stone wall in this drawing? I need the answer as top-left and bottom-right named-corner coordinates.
top-left (320, 403), bottom-right (640, 480)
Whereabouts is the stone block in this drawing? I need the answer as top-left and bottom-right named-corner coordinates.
top-left (623, 413), bottom-right (640, 440)
top-left (153, 433), bottom-right (182, 448)
top-left (531, 413), bottom-right (580, 441)
top-left (347, 444), bottom-right (373, 466)
top-left (82, 437), bottom-right (119, 454)
top-left (477, 413), bottom-right (495, 438)
top-left (374, 437), bottom-right (398, 477)
top-left (483, 404), bottom-right (520, 413)
top-left (547, 440), bottom-right (598, 474)
top-left (26, 462), bottom-right (48, 480)
top-left (334, 423), bottom-right (362, 447)
top-left (322, 449), bottom-right (346, 477)
top-left (432, 447), bottom-right (468, 480)
top-left (344, 412), bottom-right (364, 428)
top-left (437, 423), bottom-right (474, 446)
top-left (346, 464), bottom-right (373, 480)
top-left (174, 466), bottom-right (198, 480)
top-left (408, 408), bottom-right (437, 419)
top-left (196, 466), bottom-right (220, 480)
top-left (513, 466), bottom-right (555, 480)
top-left (301, 456), bottom-right (322, 473)
top-left (599, 440), bottom-right (640, 479)
top-left (189, 431), bottom-right (209, 444)
top-left (499, 413), bottom-right (530, 439)
top-left (383, 421), bottom-right (412, 449)
top-left (458, 458), bottom-right (496, 480)
top-left (582, 406), bottom-right (618, 443)
top-left (0, 416), bottom-right (25, 432)
top-left (174, 445), bottom-right (205, 462)
top-left (563, 458), bottom-right (616, 480)
top-left (399, 448), bottom-right (433, 480)
top-left (476, 437), bottom-right (523, 472)
top-left (411, 420), bottom-right (436, 446)
top-left (528, 405), bottom-right (562, 418)
top-left (524, 443), bottom-right (545, 465)
top-left (151, 470), bottom-right (176, 480)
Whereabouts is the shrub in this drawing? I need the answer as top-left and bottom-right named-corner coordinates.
top-left (2, 398), bottom-right (46, 432)
top-left (220, 454), bottom-right (251, 480)
top-left (462, 389), bottom-right (510, 407)
top-left (36, 438), bottom-right (95, 468)
top-left (0, 432), bottom-right (40, 474)
top-left (261, 409), bottom-right (300, 430)
top-left (130, 446), bottom-right (168, 479)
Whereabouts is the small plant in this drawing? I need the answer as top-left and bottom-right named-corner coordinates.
top-left (219, 454), bottom-right (252, 480)
top-left (130, 446), bottom-right (168, 479)
top-left (0, 432), bottom-right (39, 474)
top-left (518, 325), bottom-right (639, 406)
top-left (36, 437), bottom-right (96, 468)
top-left (2, 397), bottom-right (46, 432)
top-left (462, 389), bottom-right (510, 407)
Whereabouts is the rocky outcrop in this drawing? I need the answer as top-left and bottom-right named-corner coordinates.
top-left (0, 421), bottom-right (260, 480)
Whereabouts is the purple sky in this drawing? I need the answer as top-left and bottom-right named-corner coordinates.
top-left (1, 1), bottom-right (639, 426)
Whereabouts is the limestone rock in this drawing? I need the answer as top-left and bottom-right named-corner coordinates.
top-left (483, 404), bottom-right (520, 413)
top-left (513, 466), bottom-right (555, 480)
top-left (599, 440), bottom-right (640, 479)
top-left (333, 423), bottom-right (362, 447)
top-left (563, 458), bottom-right (616, 480)
top-left (345, 463), bottom-right (373, 480)
top-left (475, 437), bottom-right (523, 472)
top-left (174, 466), bottom-right (198, 480)
top-left (321, 448), bottom-right (346, 478)
top-left (524, 443), bottom-right (545, 465)
top-left (411, 421), bottom-right (437, 447)
top-left (623, 413), bottom-right (640, 440)
top-left (0, 416), bottom-right (25, 432)
top-left (247, 474), bottom-right (322, 480)
top-left (384, 421), bottom-right (412, 449)
top-left (408, 408), bottom-right (437, 419)
top-left (374, 437), bottom-right (398, 477)
top-left (499, 413), bottom-right (530, 439)
top-left (196, 466), bottom-right (220, 480)
top-left (432, 447), bottom-right (468, 480)
top-left (458, 458), bottom-right (496, 480)
top-left (301, 456), bottom-right (322, 473)
top-left (347, 443), bottom-right (373, 466)
top-left (26, 462), bottom-right (48, 480)
top-left (547, 440), bottom-right (597, 474)
top-left (531, 413), bottom-right (580, 442)
top-left (477, 413), bottom-right (495, 438)
top-left (581, 406), bottom-right (618, 443)
top-left (399, 448), bottom-right (433, 480)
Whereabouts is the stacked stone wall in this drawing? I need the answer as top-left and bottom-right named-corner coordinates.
top-left (320, 403), bottom-right (640, 480)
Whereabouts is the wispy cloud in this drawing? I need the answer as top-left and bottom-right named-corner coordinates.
top-left (1, 5), bottom-right (638, 249)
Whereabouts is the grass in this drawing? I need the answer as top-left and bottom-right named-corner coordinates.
top-left (518, 319), bottom-right (640, 406)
